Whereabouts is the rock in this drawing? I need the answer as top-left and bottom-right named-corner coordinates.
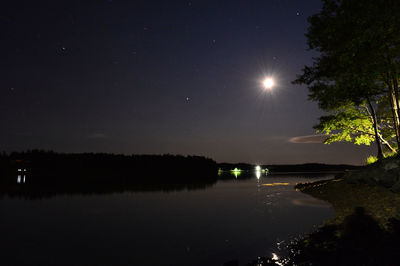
top-left (383, 161), bottom-right (399, 171)
top-left (390, 180), bottom-right (400, 193)
top-left (343, 172), bottom-right (363, 184)
top-left (343, 156), bottom-right (400, 189)
top-left (379, 171), bottom-right (398, 188)
top-left (334, 172), bottom-right (345, 179)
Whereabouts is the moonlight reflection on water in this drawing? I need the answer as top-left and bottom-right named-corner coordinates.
top-left (0, 173), bottom-right (334, 266)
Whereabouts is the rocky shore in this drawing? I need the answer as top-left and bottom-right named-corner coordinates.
top-left (249, 156), bottom-right (400, 266)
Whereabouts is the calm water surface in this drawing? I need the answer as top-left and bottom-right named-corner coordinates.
top-left (0, 174), bottom-right (334, 266)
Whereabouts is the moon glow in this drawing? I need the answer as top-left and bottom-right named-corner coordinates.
top-left (263, 78), bottom-right (275, 89)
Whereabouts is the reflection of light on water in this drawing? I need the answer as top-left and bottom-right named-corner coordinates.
top-left (17, 175), bottom-right (26, 184)
top-left (262, 183), bottom-right (289, 186)
top-left (230, 168), bottom-right (241, 178)
top-left (292, 198), bottom-right (330, 208)
top-left (218, 168), bottom-right (223, 176)
top-left (255, 165), bottom-right (266, 179)
top-left (271, 253), bottom-right (283, 266)
top-left (256, 170), bottom-right (261, 179)
top-left (17, 169), bottom-right (28, 183)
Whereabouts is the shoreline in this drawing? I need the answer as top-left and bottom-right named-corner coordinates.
top-left (278, 173), bottom-right (400, 265)
top-left (295, 178), bottom-right (400, 227)
top-left (249, 159), bottom-right (400, 265)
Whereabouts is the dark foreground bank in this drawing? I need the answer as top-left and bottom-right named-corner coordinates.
top-left (248, 157), bottom-right (400, 266)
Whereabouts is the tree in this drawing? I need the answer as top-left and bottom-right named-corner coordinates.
top-left (294, 0), bottom-right (400, 159)
top-left (315, 102), bottom-right (396, 154)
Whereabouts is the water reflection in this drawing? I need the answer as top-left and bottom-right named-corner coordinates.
top-left (271, 253), bottom-right (283, 266)
top-left (16, 168), bottom-right (28, 184)
top-left (16, 175), bottom-right (26, 184)
top-left (0, 172), bottom-right (335, 266)
top-left (262, 183), bottom-right (290, 186)
top-left (2, 168), bottom-right (335, 201)
top-left (1, 182), bottom-right (218, 199)
top-left (0, 169), bottom-right (218, 199)
top-left (219, 166), bottom-right (272, 180)
top-left (256, 169), bottom-right (261, 179)
top-left (230, 168), bottom-right (242, 178)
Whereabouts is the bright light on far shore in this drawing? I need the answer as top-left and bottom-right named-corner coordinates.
top-left (263, 77), bottom-right (275, 89)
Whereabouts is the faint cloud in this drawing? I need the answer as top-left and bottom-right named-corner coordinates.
top-left (88, 133), bottom-right (106, 139)
top-left (289, 134), bottom-right (327, 144)
top-left (261, 135), bottom-right (289, 141)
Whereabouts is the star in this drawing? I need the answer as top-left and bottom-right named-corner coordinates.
top-left (57, 46), bottom-right (68, 55)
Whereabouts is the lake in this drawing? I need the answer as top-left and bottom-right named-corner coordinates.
top-left (0, 173), bottom-right (334, 266)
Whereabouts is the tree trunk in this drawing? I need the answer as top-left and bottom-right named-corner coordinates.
top-left (388, 86), bottom-right (400, 148)
top-left (385, 54), bottom-right (400, 149)
top-left (367, 100), bottom-right (384, 160)
top-left (393, 73), bottom-right (400, 148)
top-left (378, 133), bottom-right (396, 153)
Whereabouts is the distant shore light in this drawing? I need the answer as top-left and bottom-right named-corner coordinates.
top-left (230, 168), bottom-right (242, 178)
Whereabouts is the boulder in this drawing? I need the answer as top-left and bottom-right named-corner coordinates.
top-left (390, 180), bottom-right (400, 193)
top-left (378, 170), bottom-right (398, 188)
top-left (383, 161), bottom-right (399, 171)
top-left (342, 156), bottom-right (400, 193)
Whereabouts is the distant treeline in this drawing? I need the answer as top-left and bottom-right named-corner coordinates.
top-left (0, 150), bottom-right (218, 186)
top-left (266, 163), bottom-right (360, 173)
top-left (218, 163), bottom-right (359, 173)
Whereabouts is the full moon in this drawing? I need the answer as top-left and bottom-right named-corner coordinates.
top-left (263, 78), bottom-right (274, 89)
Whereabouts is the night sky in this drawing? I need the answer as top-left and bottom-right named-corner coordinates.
top-left (1, 0), bottom-right (374, 165)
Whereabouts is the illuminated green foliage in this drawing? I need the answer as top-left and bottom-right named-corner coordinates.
top-left (366, 156), bottom-right (378, 165)
top-left (315, 103), bottom-right (375, 145)
top-left (294, 0), bottom-right (400, 159)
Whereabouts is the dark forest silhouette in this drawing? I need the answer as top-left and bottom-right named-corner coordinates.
top-left (0, 150), bottom-right (218, 198)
